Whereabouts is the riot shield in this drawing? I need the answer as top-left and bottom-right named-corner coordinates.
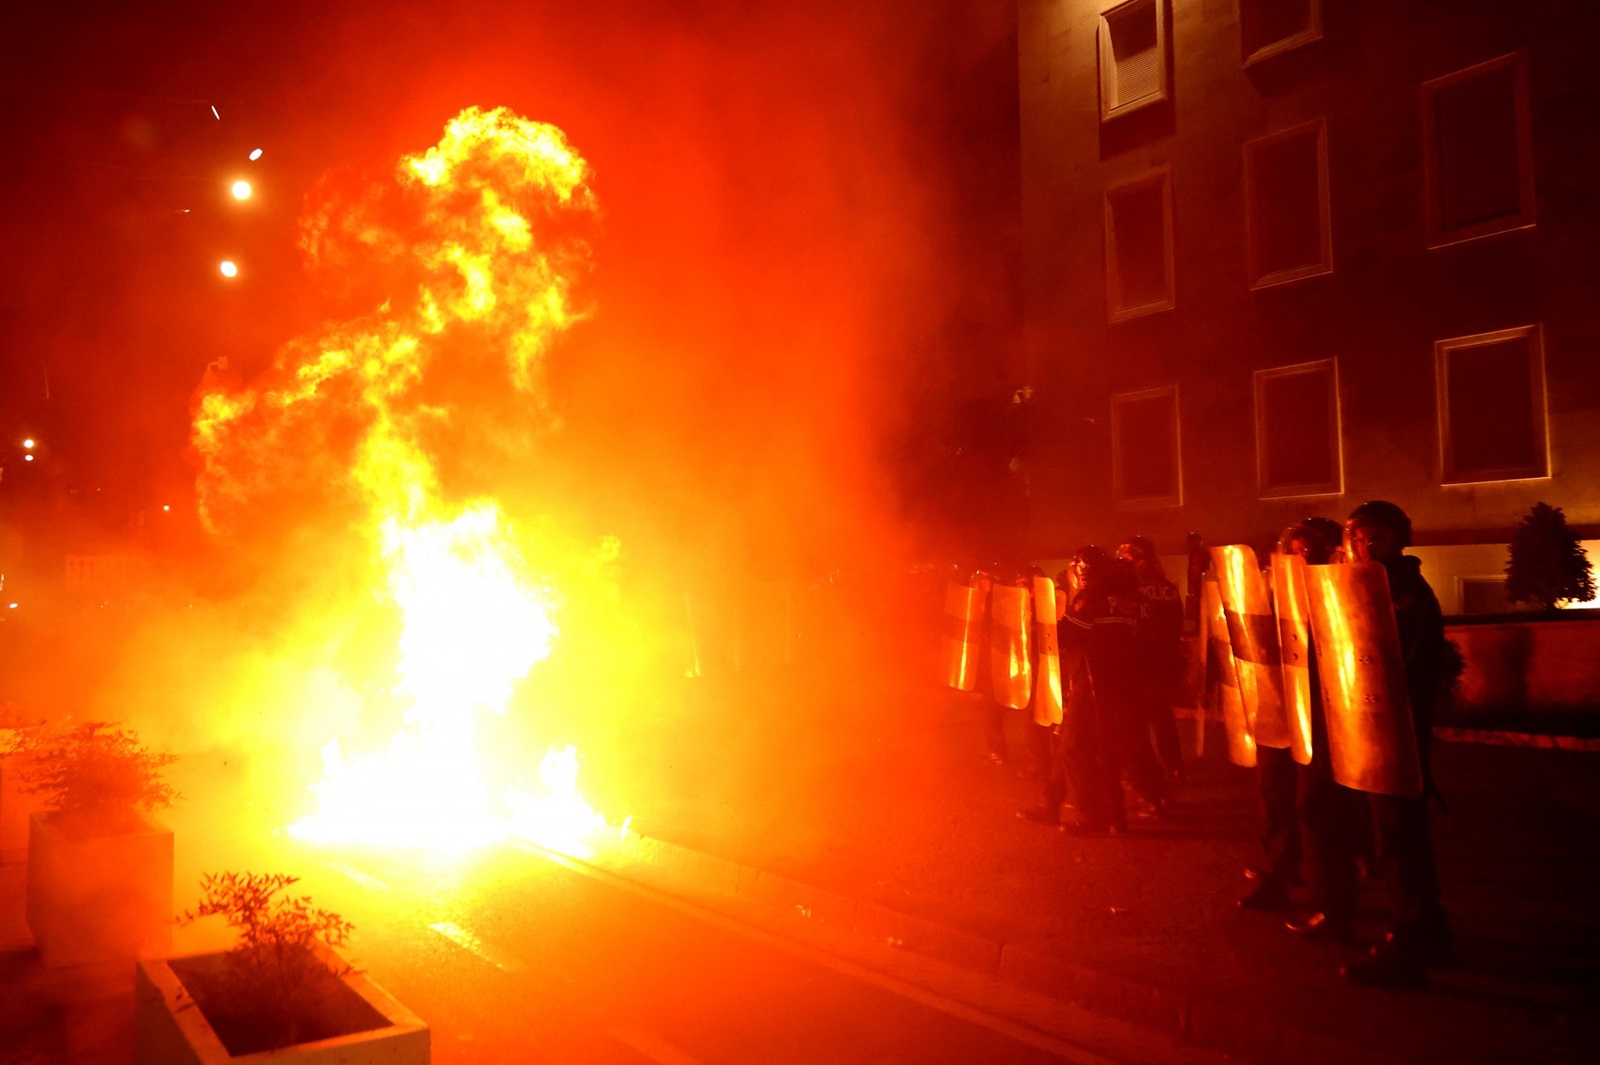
top-left (1270, 553), bottom-right (1315, 765)
top-left (1304, 563), bottom-right (1424, 798)
top-left (1030, 576), bottom-right (1064, 726)
top-left (939, 580), bottom-right (983, 692)
top-left (989, 583), bottom-right (1034, 711)
top-left (1212, 545), bottom-right (1296, 755)
top-left (1204, 574), bottom-right (1255, 767)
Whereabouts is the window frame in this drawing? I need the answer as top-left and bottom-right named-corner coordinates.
top-left (1238, 0), bottom-right (1323, 68)
top-left (1435, 324), bottom-right (1550, 485)
top-left (1253, 358), bottom-right (1343, 499)
top-left (1244, 118), bottom-right (1333, 290)
top-left (1421, 50), bottom-right (1536, 250)
top-left (1111, 384), bottom-right (1184, 509)
top-left (1098, 0), bottom-right (1169, 123)
top-left (1104, 168), bottom-right (1176, 323)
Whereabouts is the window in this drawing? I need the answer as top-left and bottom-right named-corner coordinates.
top-left (1104, 170), bottom-right (1175, 321)
top-left (1254, 359), bottom-right (1341, 497)
top-left (1244, 120), bottom-right (1332, 289)
top-left (1112, 386), bottom-right (1182, 507)
top-left (1099, 0), bottom-right (1168, 122)
top-left (1422, 52), bottom-right (1535, 248)
top-left (1436, 325), bottom-right (1548, 484)
top-left (1457, 577), bottom-right (1531, 616)
top-left (1239, 0), bottom-right (1322, 66)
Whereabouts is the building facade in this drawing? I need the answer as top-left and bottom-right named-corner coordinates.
top-left (1018, 0), bottom-right (1600, 613)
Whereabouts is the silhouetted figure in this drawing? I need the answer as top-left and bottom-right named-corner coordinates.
top-left (1056, 550), bottom-right (1166, 835)
top-left (1119, 535), bottom-right (1184, 783)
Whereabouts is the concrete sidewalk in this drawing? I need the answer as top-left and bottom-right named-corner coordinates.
top-left (605, 677), bottom-right (1600, 1065)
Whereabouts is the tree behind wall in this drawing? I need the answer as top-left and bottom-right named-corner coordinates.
top-left (1505, 502), bottom-right (1596, 611)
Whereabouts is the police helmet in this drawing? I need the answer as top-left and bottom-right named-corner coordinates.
top-left (1345, 500), bottom-right (1413, 548)
top-left (1118, 535), bottom-right (1157, 563)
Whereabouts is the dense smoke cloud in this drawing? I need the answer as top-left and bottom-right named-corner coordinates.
top-left (0, 1), bottom-right (1019, 853)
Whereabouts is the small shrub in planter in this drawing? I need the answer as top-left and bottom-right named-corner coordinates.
top-left (12, 720), bottom-right (177, 832)
top-left (178, 872), bottom-right (362, 1053)
top-left (15, 720), bottom-right (178, 966)
top-left (136, 872), bottom-right (428, 1064)
top-left (1505, 502), bottom-right (1596, 612)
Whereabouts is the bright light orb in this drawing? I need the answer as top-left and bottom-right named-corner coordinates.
top-left (219, 260), bottom-right (238, 278)
top-left (23, 455), bottom-right (34, 463)
top-left (231, 180), bottom-right (252, 201)
top-left (22, 439), bottom-right (34, 449)
top-left (248, 148), bottom-right (263, 161)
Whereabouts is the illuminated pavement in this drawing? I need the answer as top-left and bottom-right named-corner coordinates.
top-left (272, 839), bottom-right (1137, 1065)
top-left (0, 830), bottom-right (1203, 1065)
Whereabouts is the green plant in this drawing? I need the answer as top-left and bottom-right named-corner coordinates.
top-left (13, 721), bottom-right (176, 826)
top-left (1505, 502), bottom-right (1596, 611)
top-left (178, 872), bottom-right (356, 1053)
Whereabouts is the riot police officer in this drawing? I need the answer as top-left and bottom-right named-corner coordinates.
top-left (1279, 518), bottom-right (1363, 942)
top-left (1339, 501), bottom-right (1451, 987)
top-left (1058, 549), bottom-right (1167, 834)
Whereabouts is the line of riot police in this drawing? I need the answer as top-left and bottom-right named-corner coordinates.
top-left (938, 500), bottom-right (1450, 988)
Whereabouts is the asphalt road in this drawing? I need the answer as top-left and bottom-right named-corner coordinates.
top-left (270, 840), bottom-right (1086, 1065)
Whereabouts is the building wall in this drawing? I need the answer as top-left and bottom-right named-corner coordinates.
top-left (1018, 0), bottom-right (1600, 592)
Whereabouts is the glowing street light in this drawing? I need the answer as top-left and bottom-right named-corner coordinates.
top-left (219, 260), bottom-right (239, 278)
top-left (23, 455), bottom-right (34, 463)
top-left (231, 179), bottom-right (253, 201)
top-left (248, 148), bottom-right (263, 161)
top-left (22, 439), bottom-right (34, 449)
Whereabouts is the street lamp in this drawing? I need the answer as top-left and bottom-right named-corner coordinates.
top-left (231, 179), bottom-right (253, 201)
top-left (219, 260), bottom-right (239, 278)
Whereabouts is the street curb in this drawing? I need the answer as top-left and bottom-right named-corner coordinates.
top-left (1177, 708), bottom-right (1600, 752)
top-left (1433, 727), bottom-right (1600, 752)
top-left (605, 825), bottom-right (1408, 1065)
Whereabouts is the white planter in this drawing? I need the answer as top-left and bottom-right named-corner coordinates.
top-left (135, 941), bottom-right (430, 1065)
top-left (26, 808), bottom-right (173, 967)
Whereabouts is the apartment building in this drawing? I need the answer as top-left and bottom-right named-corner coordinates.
top-left (1017, 0), bottom-right (1599, 613)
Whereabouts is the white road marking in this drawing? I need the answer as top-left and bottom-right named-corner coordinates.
top-left (429, 920), bottom-right (526, 973)
top-left (609, 1026), bottom-right (706, 1065)
top-left (326, 861), bottom-right (390, 892)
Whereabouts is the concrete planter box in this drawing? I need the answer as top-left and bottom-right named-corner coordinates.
top-left (1448, 615), bottom-right (1600, 727)
top-left (26, 808), bottom-right (173, 967)
top-left (135, 942), bottom-right (430, 1065)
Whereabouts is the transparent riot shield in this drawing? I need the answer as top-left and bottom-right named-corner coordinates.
top-left (1304, 562), bottom-right (1424, 798)
top-left (1212, 545), bottom-right (1297, 756)
top-left (1270, 552), bottom-right (1315, 765)
top-left (1204, 573), bottom-right (1254, 767)
top-left (1030, 576), bottom-right (1064, 726)
top-left (989, 583), bottom-right (1034, 711)
top-left (940, 580), bottom-right (983, 692)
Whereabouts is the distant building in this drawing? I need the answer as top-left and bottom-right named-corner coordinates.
top-left (1017, 0), bottom-right (1599, 614)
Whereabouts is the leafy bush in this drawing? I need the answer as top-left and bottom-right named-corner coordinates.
top-left (1505, 502), bottom-right (1596, 611)
top-left (178, 872), bottom-right (357, 1053)
top-left (12, 721), bottom-right (176, 827)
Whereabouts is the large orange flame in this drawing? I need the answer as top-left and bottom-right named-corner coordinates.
top-left (192, 107), bottom-right (610, 854)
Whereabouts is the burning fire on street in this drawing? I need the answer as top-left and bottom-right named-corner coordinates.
top-left (191, 107), bottom-right (614, 857)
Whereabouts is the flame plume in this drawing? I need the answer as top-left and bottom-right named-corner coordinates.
top-left (192, 107), bottom-right (608, 853)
